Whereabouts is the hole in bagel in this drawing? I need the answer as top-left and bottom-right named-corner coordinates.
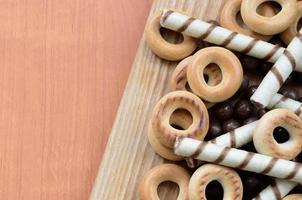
top-left (205, 180), bottom-right (224, 200)
top-left (273, 126), bottom-right (290, 144)
top-left (157, 181), bottom-right (179, 199)
top-left (257, 1), bottom-right (281, 16)
top-left (203, 63), bottom-right (222, 86)
top-left (160, 27), bottom-right (184, 44)
top-left (169, 108), bottom-right (193, 130)
top-left (297, 18), bottom-right (302, 32)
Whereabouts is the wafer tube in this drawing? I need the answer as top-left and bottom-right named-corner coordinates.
top-left (251, 30), bottom-right (302, 108)
top-left (175, 138), bottom-right (302, 184)
top-left (160, 10), bottom-right (302, 72)
top-left (268, 93), bottom-right (302, 118)
top-left (210, 121), bottom-right (257, 148)
top-left (253, 179), bottom-right (297, 200)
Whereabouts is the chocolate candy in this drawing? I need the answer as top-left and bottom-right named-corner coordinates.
top-left (256, 109), bottom-right (267, 118)
top-left (260, 62), bottom-right (273, 74)
top-left (241, 56), bottom-right (260, 71)
top-left (213, 102), bottom-right (233, 121)
top-left (242, 117), bottom-right (258, 125)
top-left (234, 100), bottom-right (253, 119)
top-left (246, 85), bottom-right (258, 99)
top-left (238, 75), bottom-right (249, 92)
top-left (280, 87), bottom-right (299, 101)
top-left (222, 119), bottom-right (240, 133)
top-left (205, 121), bottom-right (222, 141)
top-left (241, 172), bottom-right (271, 199)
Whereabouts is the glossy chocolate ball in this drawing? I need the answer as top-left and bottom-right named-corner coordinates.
top-left (213, 102), bottom-right (233, 121)
top-left (205, 121), bottom-right (222, 141)
top-left (240, 142), bottom-right (257, 153)
top-left (238, 75), bottom-right (249, 92)
top-left (260, 62), bottom-right (273, 74)
top-left (242, 117), bottom-right (258, 125)
top-left (234, 100), bottom-right (253, 119)
top-left (241, 56), bottom-right (260, 71)
top-left (222, 119), bottom-right (240, 133)
top-left (280, 87), bottom-right (299, 100)
top-left (246, 85), bottom-right (258, 99)
top-left (269, 36), bottom-right (285, 47)
top-left (256, 109), bottom-right (267, 119)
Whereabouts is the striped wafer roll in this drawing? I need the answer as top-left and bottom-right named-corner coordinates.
top-left (268, 93), bottom-right (302, 118)
top-left (175, 138), bottom-right (302, 184)
top-left (251, 30), bottom-right (302, 108)
top-left (210, 121), bottom-right (257, 148)
top-left (160, 10), bottom-right (302, 72)
top-left (253, 179), bottom-right (297, 200)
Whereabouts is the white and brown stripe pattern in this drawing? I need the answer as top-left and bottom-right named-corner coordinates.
top-left (174, 138), bottom-right (302, 184)
top-left (159, 10), bottom-right (302, 72)
top-left (210, 121), bottom-right (257, 148)
top-left (253, 179), bottom-right (297, 200)
top-left (251, 30), bottom-right (302, 108)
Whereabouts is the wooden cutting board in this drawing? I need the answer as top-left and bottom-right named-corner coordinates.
top-left (90, 0), bottom-right (227, 199)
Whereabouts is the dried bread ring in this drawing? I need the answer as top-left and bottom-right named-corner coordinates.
top-left (283, 194), bottom-right (302, 200)
top-left (170, 56), bottom-right (221, 108)
top-left (253, 109), bottom-right (302, 160)
top-left (280, 2), bottom-right (302, 45)
top-left (187, 47), bottom-right (243, 102)
top-left (189, 164), bottom-right (243, 200)
top-left (145, 11), bottom-right (197, 61)
top-left (241, 0), bottom-right (298, 35)
top-left (140, 164), bottom-right (190, 200)
top-left (220, 0), bottom-right (275, 41)
top-left (148, 109), bottom-right (193, 161)
top-left (150, 91), bottom-right (209, 149)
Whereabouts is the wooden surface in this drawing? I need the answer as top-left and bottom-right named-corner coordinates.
top-left (0, 0), bottom-right (151, 199)
top-left (90, 0), bottom-right (227, 199)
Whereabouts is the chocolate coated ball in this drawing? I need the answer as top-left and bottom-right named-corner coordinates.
top-left (241, 56), bottom-right (260, 71)
top-left (205, 121), bottom-right (222, 141)
top-left (238, 75), bottom-right (249, 92)
top-left (260, 62), bottom-right (273, 74)
top-left (242, 117), bottom-right (258, 125)
top-left (213, 102), bottom-right (233, 121)
top-left (246, 85), bottom-right (258, 99)
top-left (280, 87), bottom-right (299, 100)
top-left (222, 119), bottom-right (240, 132)
top-left (257, 109), bottom-right (267, 118)
top-left (234, 100), bottom-right (253, 119)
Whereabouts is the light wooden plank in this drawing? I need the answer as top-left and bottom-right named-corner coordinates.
top-left (90, 0), bottom-right (227, 199)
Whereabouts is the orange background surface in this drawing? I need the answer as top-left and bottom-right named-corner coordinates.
top-left (0, 0), bottom-right (151, 199)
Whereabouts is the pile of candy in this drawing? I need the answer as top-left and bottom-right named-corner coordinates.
top-left (140, 1), bottom-right (302, 199)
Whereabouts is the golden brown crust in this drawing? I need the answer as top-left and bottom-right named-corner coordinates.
top-left (253, 109), bottom-right (302, 160)
top-left (220, 0), bottom-right (274, 41)
top-left (280, 2), bottom-right (302, 45)
top-left (145, 11), bottom-right (197, 61)
top-left (282, 194), bottom-right (302, 200)
top-left (140, 164), bottom-right (190, 200)
top-left (148, 123), bottom-right (183, 161)
top-left (150, 91), bottom-right (209, 149)
top-left (169, 56), bottom-right (219, 108)
top-left (241, 0), bottom-right (298, 35)
top-left (187, 47), bottom-right (243, 102)
top-left (189, 164), bottom-right (243, 200)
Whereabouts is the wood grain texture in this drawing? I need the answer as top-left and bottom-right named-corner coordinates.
top-left (0, 0), bottom-right (150, 199)
top-left (90, 0), bottom-right (226, 199)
